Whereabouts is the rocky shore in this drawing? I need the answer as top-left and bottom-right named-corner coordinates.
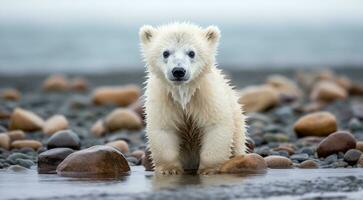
top-left (1, 68), bottom-right (363, 177)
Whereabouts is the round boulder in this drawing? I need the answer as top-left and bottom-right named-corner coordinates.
top-left (11, 140), bottom-right (42, 150)
top-left (264, 155), bottom-right (293, 169)
top-left (317, 131), bottom-right (356, 158)
top-left (104, 108), bottom-right (143, 132)
top-left (57, 145), bottom-right (130, 178)
top-left (38, 148), bottom-right (75, 174)
top-left (47, 130), bottom-right (81, 150)
top-left (293, 112), bottom-right (337, 137)
top-left (238, 85), bottom-right (279, 113)
top-left (9, 108), bottom-right (44, 131)
top-left (219, 153), bottom-right (267, 173)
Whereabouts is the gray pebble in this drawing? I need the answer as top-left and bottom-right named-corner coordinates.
top-left (290, 153), bottom-right (309, 162)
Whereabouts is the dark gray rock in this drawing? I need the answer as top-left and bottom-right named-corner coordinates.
top-left (343, 149), bottom-right (362, 165)
top-left (47, 130), bottom-right (81, 150)
top-left (38, 148), bottom-right (75, 174)
top-left (290, 153), bottom-right (309, 162)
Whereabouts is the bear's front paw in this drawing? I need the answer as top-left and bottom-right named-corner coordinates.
top-left (197, 167), bottom-right (220, 175)
top-left (155, 166), bottom-right (183, 175)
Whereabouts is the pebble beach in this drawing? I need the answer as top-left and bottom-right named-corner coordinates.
top-left (1, 67), bottom-right (363, 199)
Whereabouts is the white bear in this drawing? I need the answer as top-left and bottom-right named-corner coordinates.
top-left (139, 22), bottom-right (247, 175)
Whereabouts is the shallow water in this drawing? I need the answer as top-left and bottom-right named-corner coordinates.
top-left (1, 166), bottom-right (363, 200)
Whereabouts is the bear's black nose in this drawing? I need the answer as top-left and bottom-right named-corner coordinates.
top-left (172, 67), bottom-right (186, 78)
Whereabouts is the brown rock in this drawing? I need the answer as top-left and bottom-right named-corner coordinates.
top-left (266, 75), bottom-right (302, 100)
top-left (293, 111), bottom-right (337, 137)
top-left (131, 150), bottom-right (145, 160)
top-left (264, 155), bottom-right (293, 169)
top-left (310, 81), bottom-right (347, 103)
top-left (70, 77), bottom-right (88, 91)
top-left (106, 140), bottom-right (129, 153)
top-left (92, 85), bottom-right (141, 106)
top-left (9, 108), bottom-right (44, 131)
top-left (343, 149), bottom-right (362, 165)
top-left (43, 115), bottom-right (69, 135)
top-left (356, 141), bottom-right (363, 152)
top-left (7, 130), bottom-right (26, 142)
top-left (238, 85), bottom-right (279, 113)
top-left (219, 153), bottom-right (267, 173)
top-left (38, 148), bottom-right (75, 174)
top-left (104, 108), bottom-right (143, 132)
top-left (91, 120), bottom-right (106, 137)
top-left (1, 88), bottom-right (21, 101)
top-left (274, 145), bottom-right (295, 155)
top-left (57, 145), bottom-right (130, 178)
top-left (301, 102), bottom-right (326, 113)
top-left (358, 155), bottom-right (363, 167)
top-left (0, 133), bottom-right (10, 150)
top-left (142, 149), bottom-right (154, 171)
top-left (11, 140), bottom-right (42, 150)
top-left (299, 160), bottom-right (319, 169)
top-left (317, 131), bottom-right (357, 158)
top-left (42, 74), bottom-right (69, 91)
top-left (349, 82), bottom-right (363, 95)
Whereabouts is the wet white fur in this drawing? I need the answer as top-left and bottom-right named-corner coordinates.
top-left (140, 22), bottom-right (247, 175)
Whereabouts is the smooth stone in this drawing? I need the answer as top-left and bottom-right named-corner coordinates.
top-left (6, 165), bottom-right (30, 172)
top-left (15, 158), bottom-right (34, 168)
top-left (264, 155), bottom-right (293, 169)
top-left (294, 112), bottom-right (337, 137)
top-left (6, 130), bottom-right (26, 142)
top-left (356, 141), bottom-right (363, 152)
top-left (299, 160), bottom-right (319, 169)
top-left (91, 120), bottom-right (106, 137)
top-left (255, 146), bottom-right (271, 157)
top-left (1, 88), bottom-right (21, 101)
top-left (263, 133), bottom-right (289, 143)
top-left (310, 80), bottom-right (348, 103)
top-left (349, 118), bottom-right (363, 132)
top-left (266, 75), bottom-right (301, 99)
top-left (358, 155), bottom-right (363, 167)
top-left (220, 153), bottom-right (267, 173)
top-left (57, 145), bottom-right (130, 178)
top-left (92, 85), bottom-right (141, 106)
top-left (238, 85), bottom-right (279, 113)
top-left (317, 131), bottom-right (356, 158)
top-left (290, 153), bottom-right (309, 162)
top-left (38, 148), bottom-right (75, 174)
top-left (9, 108), bottom-right (45, 131)
top-left (106, 140), bottom-right (129, 153)
top-left (343, 149), bottom-right (362, 165)
top-left (42, 74), bottom-right (69, 91)
top-left (297, 147), bottom-right (315, 156)
top-left (273, 144), bottom-right (295, 155)
top-left (11, 140), bottom-right (42, 150)
top-left (142, 149), bottom-right (153, 171)
top-left (47, 130), bottom-right (81, 150)
top-left (6, 153), bottom-right (32, 164)
top-left (324, 154), bottom-right (338, 164)
top-left (43, 115), bottom-right (69, 135)
top-left (70, 77), bottom-right (88, 91)
top-left (104, 108), bottom-right (143, 132)
top-left (0, 133), bottom-right (10, 150)
top-left (130, 150), bottom-right (145, 160)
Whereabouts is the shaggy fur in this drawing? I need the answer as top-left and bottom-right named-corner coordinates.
top-left (139, 23), bottom-right (247, 175)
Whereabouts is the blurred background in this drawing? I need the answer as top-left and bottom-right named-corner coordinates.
top-left (0, 0), bottom-right (362, 74)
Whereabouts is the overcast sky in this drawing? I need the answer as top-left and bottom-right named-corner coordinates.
top-left (1, 0), bottom-right (363, 25)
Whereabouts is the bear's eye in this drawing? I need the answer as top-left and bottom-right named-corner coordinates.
top-left (163, 51), bottom-right (170, 59)
top-left (188, 51), bottom-right (195, 58)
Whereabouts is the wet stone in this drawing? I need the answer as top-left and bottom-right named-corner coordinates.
top-left (57, 145), bottom-right (130, 178)
top-left (38, 148), bottom-right (75, 174)
top-left (299, 160), bottom-right (319, 169)
top-left (343, 149), bottom-right (362, 165)
top-left (317, 131), bottom-right (356, 158)
top-left (290, 153), bottom-right (309, 162)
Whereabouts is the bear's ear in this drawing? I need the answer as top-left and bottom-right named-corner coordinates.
top-left (204, 26), bottom-right (220, 45)
top-left (139, 25), bottom-right (155, 45)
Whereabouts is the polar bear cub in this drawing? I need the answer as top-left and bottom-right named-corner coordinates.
top-left (139, 23), bottom-right (247, 175)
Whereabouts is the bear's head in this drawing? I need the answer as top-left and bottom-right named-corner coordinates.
top-left (139, 23), bottom-right (220, 85)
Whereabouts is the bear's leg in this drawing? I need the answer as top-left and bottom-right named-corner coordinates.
top-left (149, 129), bottom-right (183, 175)
top-left (232, 126), bottom-right (247, 156)
top-left (198, 125), bottom-right (234, 175)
